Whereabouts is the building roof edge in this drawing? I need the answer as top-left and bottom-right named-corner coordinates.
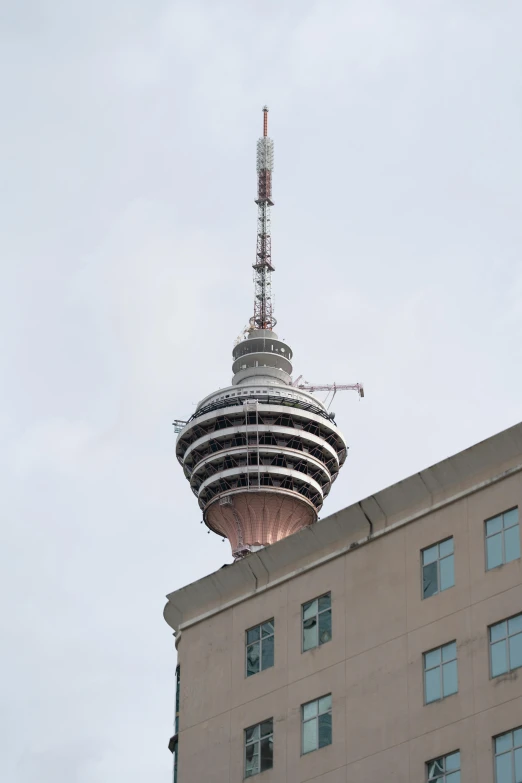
top-left (164, 420), bottom-right (522, 633)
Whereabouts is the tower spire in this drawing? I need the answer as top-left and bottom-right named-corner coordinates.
top-left (251, 105), bottom-right (275, 331)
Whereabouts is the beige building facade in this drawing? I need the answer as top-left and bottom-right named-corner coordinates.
top-left (164, 422), bottom-right (522, 782)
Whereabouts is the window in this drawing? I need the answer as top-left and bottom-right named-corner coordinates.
top-left (494, 727), bottom-right (522, 783)
top-left (246, 619), bottom-right (274, 677)
top-left (174, 665), bottom-right (180, 733)
top-left (490, 613), bottom-right (522, 677)
top-left (302, 694), bottom-right (332, 754)
top-left (302, 592), bottom-right (331, 652)
top-left (244, 719), bottom-right (273, 778)
top-left (422, 538), bottom-right (454, 599)
top-left (485, 508), bottom-right (520, 570)
top-left (426, 751), bottom-right (461, 782)
top-left (424, 641), bottom-right (458, 703)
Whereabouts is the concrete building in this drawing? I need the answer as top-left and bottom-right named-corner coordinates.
top-left (164, 421), bottom-right (522, 782)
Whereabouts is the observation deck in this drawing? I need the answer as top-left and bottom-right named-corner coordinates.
top-left (176, 330), bottom-right (348, 558)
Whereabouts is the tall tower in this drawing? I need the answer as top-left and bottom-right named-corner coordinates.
top-left (175, 108), bottom-right (348, 559)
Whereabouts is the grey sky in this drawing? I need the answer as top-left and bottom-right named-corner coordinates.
top-left (2, 1), bottom-right (522, 780)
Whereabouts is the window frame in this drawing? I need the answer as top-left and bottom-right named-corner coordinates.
top-left (485, 507), bottom-right (520, 571)
top-left (425, 750), bottom-right (461, 782)
top-left (493, 726), bottom-right (522, 783)
top-left (245, 619), bottom-right (275, 678)
top-left (175, 664), bottom-right (180, 733)
top-left (244, 718), bottom-right (274, 779)
top-left (301, 592), bottom-right (332, 653)
top-left (421, 536), bottom-right (455, 600)
top-left (173, 665), bottom-right (180, 783)
top-left (423, 640), bottom-right (459, 705)
top-left (301, 693), bottom-right (332, 755)
top-left (489, 612), bottom-right (522, 678)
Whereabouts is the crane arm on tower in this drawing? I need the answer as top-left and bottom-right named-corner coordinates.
top-left (295, 382), bottom-right (365, 398)
top-left (173, 419), bottom-right (188, 434)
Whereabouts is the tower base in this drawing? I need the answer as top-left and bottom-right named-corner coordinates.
top-left (205, 491), bottom-right (317, 558)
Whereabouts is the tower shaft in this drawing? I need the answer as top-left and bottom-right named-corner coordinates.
top-left (252, 106), bottom-right (275, 330)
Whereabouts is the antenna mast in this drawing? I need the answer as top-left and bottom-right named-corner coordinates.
top-left (251, 105), bottom-right (275, 331)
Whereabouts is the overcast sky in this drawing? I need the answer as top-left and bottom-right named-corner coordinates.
top-left (2, 1), bottom-right (522, 780)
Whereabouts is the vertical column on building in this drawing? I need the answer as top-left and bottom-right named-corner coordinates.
top-left (169, 665), bottom-right (180, 782)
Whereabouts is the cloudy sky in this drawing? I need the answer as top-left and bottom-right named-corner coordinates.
top-left (2, 1), bottom-right (522, 780)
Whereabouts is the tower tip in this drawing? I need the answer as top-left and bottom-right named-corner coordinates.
top-left (262, 106), bottom-right (269, 137)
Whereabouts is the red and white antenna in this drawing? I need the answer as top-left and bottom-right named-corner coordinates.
top-left (251, 106), bottom-right (275, 331)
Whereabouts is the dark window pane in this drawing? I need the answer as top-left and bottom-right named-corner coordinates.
top-left (246, 641), bottom-right (260, 677)
top-left (260, 719), bottom-right (273, 738)
top-left (302, 599), bottom-right (317, 620)
top-left (247, 626), bottom-right (260, 644)
top-left (509, 633), bottom-right (522, 671)
top-left (491, 640), bottom-right (507, 677)
top-left (318, 694), bottom-right (332, 713)
top-left (423, 545), bottom-right (438, 565)
top-left (302, 701), bottom-right (317, 720)
top-left (425, 648), bottom-right (441, 669)
top-left (425, 667), bottom-right (440, 703)
top-left (486, 533), bottom-right (503, 570)
top-left (491, 621), bottom-right (507, 642)
top-left (303, 617), bottom-right (318, 651)
top-left (318, 593), bottom-right (331, 612)
top-left (260, 737), bottom-right (273, 771)
top-left (446, 752), bottom-right (460, 771)
top-left (261, 635), bottom-right (274, 670)
top-left (261, 620), bottom-right (274, 637)
top-left (442, 660), bottom-right (458, 696)
top-left (440, 554), bottom-right (455, 591)
top-left (504, 508), bottom-right (519, 528)
top-left (423, 561), bottom-right (438, 598)
top-left (245, 744), bottom-right (259, 778)
top-left (318, 609), bottom-right (332, 646)
top-left (428, 758), bottom-right (444, 778)
top-left (495, 752), bottom-right (512, 783)
top-left (505, 525), bottom-right (521, 563)
top-left (318, 713), bottom-right (332, 748)
top-left (302, 718), bottom-right (316, 753)
top-left (245, 724), bottom-right (259, 742)
top-left (486, 515), bottom-right (503, 536)
top-left (496, 732), bottom-right (513, 753)
top-left (514, 747), bottom-right (522, 783)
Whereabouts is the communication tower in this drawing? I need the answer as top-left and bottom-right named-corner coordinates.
top-left (174, 108), bottom-right (362, 559)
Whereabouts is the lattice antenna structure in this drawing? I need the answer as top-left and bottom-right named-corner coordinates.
top-left (251, 106), bottom-right (275, 331)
